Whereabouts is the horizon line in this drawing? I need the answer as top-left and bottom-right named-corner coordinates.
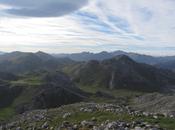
top-left (1, 50), bottom-right (175, 57)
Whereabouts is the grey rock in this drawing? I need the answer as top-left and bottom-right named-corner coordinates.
top-left (41, 122), bottom-right (49, 129)
top-left (62, 112), bottom-right (71, 119)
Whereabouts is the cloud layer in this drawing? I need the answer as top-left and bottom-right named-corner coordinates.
top-left (0, 0), bottom-right (88, 17)
top-left (0, 0), bottom-right (174, 56)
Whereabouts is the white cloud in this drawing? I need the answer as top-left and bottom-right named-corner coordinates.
top-left (0, 0), bottom-right (174, 55)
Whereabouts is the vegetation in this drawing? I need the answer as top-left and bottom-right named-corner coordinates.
top-left (10, 76), bottom-right (42, 86)
top-left (0, 52), bottom-right (175, 129)
top-left (52, 108), bottom-right (175, 130)
top-left (12, 103), bottom-right (175, 130)
top-left (0, 107), bottom-right (15, 121)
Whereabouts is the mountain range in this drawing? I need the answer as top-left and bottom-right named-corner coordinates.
top-left (54, 50), bottom-right (175, 69)
top-left (1, 50), bottom-right (175, 71)
top-left (0, 51), bottom-right (73, 74)
top-left (64, 55), bottom-right (175, 92)
top-left (0, 51), bottom-right (175, 127)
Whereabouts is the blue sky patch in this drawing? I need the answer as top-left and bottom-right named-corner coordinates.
top-left (108, 16), bottom-right (133, 33)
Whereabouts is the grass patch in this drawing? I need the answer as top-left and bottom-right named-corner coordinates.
top-left (11, 76), bottom-right (42, 86)
top-left (144, 117), bottom-right (175, 130)
top-left (78, 84), bottom-right (103, 94)
top-left (78, 84), bottom-right (144, 105)
top-left (0, 107), bottom-right (15, 121)
top-left (78, 84), bottom-right (144, 97)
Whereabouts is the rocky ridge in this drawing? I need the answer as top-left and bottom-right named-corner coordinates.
top-left (1, 103), bottom-right (175, 130)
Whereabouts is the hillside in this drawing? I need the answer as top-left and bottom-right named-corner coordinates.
top-left (0, 72), bottom-right (21, 109)
top-left (64, 55), bottom-right (175, 92)
top-left (156, 60), bottom-right (175, 72)
top-left (2, 103), bottom-right (175, 130)
top-left (133, 93), bottom-right (175, 114)
top-left (0, 51), bottom-right (73, 74)
top-left (0, 71), bottom-right (87, 116)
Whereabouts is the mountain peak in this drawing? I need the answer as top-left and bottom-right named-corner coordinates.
top-left (35, 51), bottom-right (53, 60)
top-left (114, 55), bottom-right (134, 62)
top-left (103, 55), bottom-right (135, 65)
top-left (36, 51), bottom-right (47, 55)
top-left (99, 51), bottom-right (108, 54)
top-left (36, 51), bottom-right (51, 56)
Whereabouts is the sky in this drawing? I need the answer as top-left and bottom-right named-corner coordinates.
top-left (0, 0), bottom-right (175, 56)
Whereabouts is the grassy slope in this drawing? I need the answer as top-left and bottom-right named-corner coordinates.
top-left (0, 107), bottom-right (15, 121)
top-left (63, 64), bottom-right (145, 104)
top-left (0, 75), bottom-right (42, 121)
top-left (76, 83), bottom-right (144, 104)
top-left (10, 76), bottom-right (42, 86)
top-left (72, 84), bottom-right (175, 129)
top-left (14, 103), bottom-right (175, 130)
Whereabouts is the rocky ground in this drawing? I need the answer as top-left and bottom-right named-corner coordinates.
top-left (1, 103), bottom-right (175, 130)
top-left (133, 93), bottom-right (175, 115)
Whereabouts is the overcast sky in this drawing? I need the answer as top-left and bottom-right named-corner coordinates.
top-left (0, 0), bottom-right (175, 55)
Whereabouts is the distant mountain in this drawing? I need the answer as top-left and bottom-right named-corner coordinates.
top-left (156, 60), bottom-right (175, 72)
top-left (54, 51), bottom-right (113, 61)
top-left (0, 51), bottom-right (5, 55)
top-left (0, 51), bottom-right (74, 74)
top-left (64, 55), bottom-right (175, 92)
top-left (53, 50), bottom-right (175, 65)
top-left (35, 51), bottom-right (54, 61)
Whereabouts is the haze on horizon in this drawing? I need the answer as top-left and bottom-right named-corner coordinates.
top-left (0, 0), bottom-right (174, 56)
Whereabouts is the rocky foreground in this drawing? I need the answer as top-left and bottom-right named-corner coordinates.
top-left (1, 103), bottom-right (175, 130)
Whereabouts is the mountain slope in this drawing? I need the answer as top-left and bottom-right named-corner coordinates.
top-left (0, 71), bottom-right (87, 115)
top-left (31, 71), bottom-right (87, 110)
top-left (0, 72), bottom-right (21, 108)
top-left (54, 50), bottom-right (175, 65)
top-left (0, 72), bottom-right (18, 81)
top-left (0, 51), bottom-right (5, 55)
top-left (64, 55), bottom-right (175, 92)
top-left (156, 60), bottom-right (175, 72)
top-left (0, 51), bottom-right (74, 74)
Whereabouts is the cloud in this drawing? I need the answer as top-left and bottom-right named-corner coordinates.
top-left (137, 7), bottom-right (153, 21)
top-left (0, 0), bottom-right (88, 17)
top-left (0, 0), bottom-right (174, 56)
top-left (73, 11), bottom-right (118, 35)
